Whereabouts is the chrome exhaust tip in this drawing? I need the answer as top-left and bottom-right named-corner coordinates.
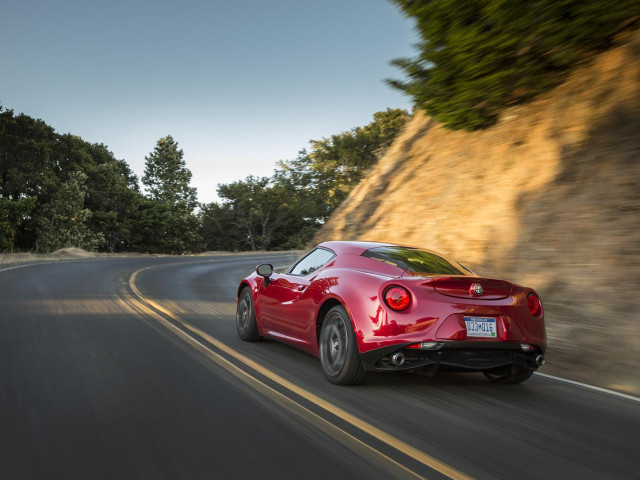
top-left (535, 355), bottom-right (546, 366)
top-left (390, 352), bottom-right (405, 366)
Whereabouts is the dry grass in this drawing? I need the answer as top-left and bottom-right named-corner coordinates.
top-left (0, 252), bottom-right (77, 270)
top-left (0, 249), bottom-right (155, 271)
top-left (50, 247), bottom-right (96, 258)
top-left (195, 250), bottom-right (303, 256)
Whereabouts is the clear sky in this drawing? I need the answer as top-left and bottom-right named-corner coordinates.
top-left (1, 0), bottom-right (417, 204)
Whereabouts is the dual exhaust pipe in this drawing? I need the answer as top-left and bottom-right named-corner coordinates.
top-left (389, 351), bottom-right (544, 368)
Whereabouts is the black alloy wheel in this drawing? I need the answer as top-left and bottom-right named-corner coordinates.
top-left (236, 288), bottom-right (261, 342)
top-left (319, 305), bottom-right (365, 385)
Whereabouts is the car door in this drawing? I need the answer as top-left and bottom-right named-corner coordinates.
top-left (257, 273), bottom-right (309, 333)
top-left (258, 248), bottom-right (335, 335)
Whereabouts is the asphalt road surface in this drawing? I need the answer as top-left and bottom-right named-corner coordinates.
top-left (1, 254), bottom-right (639, 479)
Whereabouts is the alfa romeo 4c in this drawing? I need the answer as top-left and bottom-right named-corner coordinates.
top-left (236, 241), bottom-right (546, 385)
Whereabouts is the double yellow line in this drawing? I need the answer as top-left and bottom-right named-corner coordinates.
top-left (124, 265), bottom-right (473, 480)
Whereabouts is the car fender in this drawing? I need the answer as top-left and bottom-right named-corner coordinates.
top-left (312, 268), bottom-right (392, 352)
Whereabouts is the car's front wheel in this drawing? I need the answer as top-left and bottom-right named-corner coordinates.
top-left (236, 287), bottom-right (261, 342)
top-left (319, 305), bottom-right (365, 385)
top-left (483, 365), bottom-right (534, 384)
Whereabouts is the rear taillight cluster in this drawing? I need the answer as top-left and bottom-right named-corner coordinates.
top-left (527, 293), bottom-right (542, 317)
top-left (384, 286), bottom-right (411, 311)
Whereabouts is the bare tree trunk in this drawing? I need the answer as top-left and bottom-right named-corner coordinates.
top-left (231, 215), bottom-right (256, 251)
top-left (261, 211), bottom-right (271, 250)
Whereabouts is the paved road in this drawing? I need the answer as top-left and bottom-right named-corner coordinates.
top-left (1, 254), bottom-right (638, 479)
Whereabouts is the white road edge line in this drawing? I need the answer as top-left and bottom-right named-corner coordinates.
top-left (534, 372), bottom-right (640, 402)
top-left (141, 258), bottom-right (640, 406)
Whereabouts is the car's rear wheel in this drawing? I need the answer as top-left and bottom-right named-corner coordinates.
top-left (236, 287), bottom-right (261, 342)
top-left (483, 365), bottom-right (534, 384)
top-left (319, 305), bottom-right (365, 385)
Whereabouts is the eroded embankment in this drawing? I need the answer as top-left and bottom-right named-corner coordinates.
top-left (316, 31), bottom-right (640, 393)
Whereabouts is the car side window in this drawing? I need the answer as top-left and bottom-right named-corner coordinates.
top-left (288, 248), bottom-right (335, 276)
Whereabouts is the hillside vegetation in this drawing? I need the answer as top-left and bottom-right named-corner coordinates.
top-left (316, 30), bottom-right (640, 392)
top-left (389, 0), bottom-right (640, 130)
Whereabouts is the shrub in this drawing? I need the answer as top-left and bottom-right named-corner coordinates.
top-left (388, 0), bottom-right (640, 130)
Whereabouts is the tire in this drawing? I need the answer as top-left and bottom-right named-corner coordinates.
top-left (319, 305), bottom-right (365, 385)
top-left (483, 365), bottom-right (534, 384)
top-left (236, 288), bottom-right (261, 342)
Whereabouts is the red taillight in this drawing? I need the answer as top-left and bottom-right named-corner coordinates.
top-left (384, 286), bottom-right (411, 311)
top-left (527, 293), bottom-right (542, 317)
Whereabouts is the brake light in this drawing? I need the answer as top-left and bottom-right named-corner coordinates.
top-left (527, 293), bottom-right (542, 317)
top-left (384, 286), bottom-right (411, 311)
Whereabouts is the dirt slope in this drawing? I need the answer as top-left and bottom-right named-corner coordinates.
top-left (315, 31), bottom-right (640, 393)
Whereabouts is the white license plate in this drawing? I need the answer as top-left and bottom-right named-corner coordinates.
top-left (464, 316), bottom-right (497, 338)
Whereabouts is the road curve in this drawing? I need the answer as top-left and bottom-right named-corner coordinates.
top-left (1, 254), bottom-right (638, 479)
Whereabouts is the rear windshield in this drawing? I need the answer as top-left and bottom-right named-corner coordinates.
top-left (362, 246), bottom-right (466, 276)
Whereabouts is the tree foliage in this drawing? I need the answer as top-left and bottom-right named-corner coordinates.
top-left (388, 0), bottom-right (640, 130)
top-left (142, 135), bottom-right (198, 211)
top-left (141, 135), bottom-right (202, 253)
top-left (275, 108), bottom-right (410, 221)
top-left (0, 105), bottom-right (203, 254)
top-left (200, 109), bottom-right (410, 250)
top-left (0, 106), bottom-right (145, 252)
top-left (0, 196), bottom-right (36, 252)
top-left (36, 171), bottom-right (104, 252)
top-left (1, 103), bottom-right (408, 254)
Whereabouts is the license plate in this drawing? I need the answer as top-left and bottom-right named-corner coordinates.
top-left (464, 316), bottom-right (497, 338)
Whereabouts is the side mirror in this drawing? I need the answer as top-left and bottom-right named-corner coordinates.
top-left (256, 264), bottom-right (273, 277)
top-left (256, 263), bottom-right (273, 287)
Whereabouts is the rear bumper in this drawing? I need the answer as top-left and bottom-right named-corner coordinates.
top-left (360, 341), bottom-right (545, 375)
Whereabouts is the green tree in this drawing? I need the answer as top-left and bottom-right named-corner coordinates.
top-left (216, 176), bottom-right (293, 251)
top-left (276, 108), bottom-right (410, 220)
top-left (206, 109), bottom-right (410, 251)
top-left (0, 106), bottom-right (57, 202)
top-left (35, 171), bottom-right (104, 252)
top-left (141, 135), bottom-right (202, 253)
top-left (388, 0), bottom-right (640, 130)
top-left (1, 105), bottom-right (146, 252)
top-left (129, 198), bottom-right (176, 253)
top-left (199, 202), bottom-right (242, 251)
top-left (0, 196), bottom-right (37, 252)
top-left (142, 135), bottom-right (198, 211)
top-left (55, 135), bottom-right (143, 252)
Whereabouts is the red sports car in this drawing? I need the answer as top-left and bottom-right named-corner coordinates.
top-left (236, 241), bottom-right (546, 385)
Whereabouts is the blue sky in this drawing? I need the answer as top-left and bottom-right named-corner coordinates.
top-left (1, 0), bottom-right (417, 203)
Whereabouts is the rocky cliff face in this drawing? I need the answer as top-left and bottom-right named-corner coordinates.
top-left (315, 31), bottom-right (640, 393)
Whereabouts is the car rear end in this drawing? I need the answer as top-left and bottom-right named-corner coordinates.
top-left (359, 275), bottom-right (546, 376)
top-left (353, 246), bottom-right (546, 380)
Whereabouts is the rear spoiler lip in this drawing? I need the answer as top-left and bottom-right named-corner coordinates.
top-left (408, 275), bottom-right (515, 299)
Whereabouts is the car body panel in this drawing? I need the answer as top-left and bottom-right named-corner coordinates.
top-left (238, 241), bottom-right (547, 373)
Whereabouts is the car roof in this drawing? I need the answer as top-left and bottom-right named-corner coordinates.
top-left (316, 241), bottom-right (471, 277)
top-left (317, 241), bottom-right (458, 262)
top-left (317, 240), bottom-right (395, 256)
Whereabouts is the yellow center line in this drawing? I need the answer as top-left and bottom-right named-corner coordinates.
top-left (119, 294), bottom-right (423, 480)
top-left (127, 266), bottom-right (474, 480)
